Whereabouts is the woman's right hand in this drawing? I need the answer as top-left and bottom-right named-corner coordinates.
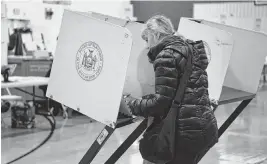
top-left (210, 99), bottom-right (218, 110)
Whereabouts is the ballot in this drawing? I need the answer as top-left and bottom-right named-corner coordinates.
top-left (119, 96), bottom-right (132, 117)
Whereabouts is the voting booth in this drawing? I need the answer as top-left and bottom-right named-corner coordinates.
top-left (46, 10), bottom-right (154, 128)
top-left (47, 10), bottom-right (132, 128)
top-left (201, 19), bottom-right (267, 95)
top-left (177, 17), bottom-right (267, 102)
top-left (47, 10), bottom-right (267, 163)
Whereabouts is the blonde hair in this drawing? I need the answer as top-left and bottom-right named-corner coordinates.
top-left (142, 15), bottom-right (175, 41)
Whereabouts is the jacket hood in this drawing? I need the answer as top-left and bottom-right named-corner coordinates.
top-left (147, 35), bottom-right (185, 62)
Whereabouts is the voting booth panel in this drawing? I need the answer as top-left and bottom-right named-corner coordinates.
top-left (90, 12), bottom-right (128, 27)
top-left (73, 11), bottom-right (154, 117)
top-left (177, 18), bottom-right (234, 101)
top-left (46, 10), bottom-right (133, 128)
top-left (202, 20), bottom-right (267, 94)
top-left (87, 11), bottom-right (155, 98)
top-left (72, 11), bottom-right (126, 27)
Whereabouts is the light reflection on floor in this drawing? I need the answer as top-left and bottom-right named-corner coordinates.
top-left (1, 83), bottom-right (267, 164)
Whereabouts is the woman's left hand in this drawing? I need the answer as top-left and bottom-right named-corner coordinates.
top-left (124, 95), bottom-right (135, 106)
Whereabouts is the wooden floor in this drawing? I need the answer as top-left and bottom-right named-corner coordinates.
top-left (2, 82), bottom-right (267, 164)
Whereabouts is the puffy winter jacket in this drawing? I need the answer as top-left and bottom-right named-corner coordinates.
top-left (128, 35), bottom-right (218, 161)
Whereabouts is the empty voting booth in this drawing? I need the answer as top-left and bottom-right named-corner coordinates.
top-left (177, 18), bottom-right (267, 103)
top-left (46, 10), bottom-right (267, 164)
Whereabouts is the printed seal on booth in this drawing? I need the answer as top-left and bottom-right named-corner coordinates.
top-left (75, 41), bottom-right (103, 81)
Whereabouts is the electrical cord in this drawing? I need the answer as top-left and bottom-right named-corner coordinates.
top-left (5, 113), bottom-right (56, 164)
top-left (5, 89), bottom-right (56, 164)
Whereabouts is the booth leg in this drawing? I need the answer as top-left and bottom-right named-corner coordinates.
top-left (79, 125), bottom-right (115, 164)
top-left (105, 119), bottom-right (148, 164)
top-left (195, 99), bottom-right (253, 163)
top-left (218, 98), bottom-right (253, 138)
top-left (80, 98), bottom-right (252, 164)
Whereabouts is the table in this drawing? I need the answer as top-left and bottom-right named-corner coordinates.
top-left (1, 76), bottom-right (49, 89)
top-left (2, 76), bottom-right (49, 101)
top-left (1, 76), bottom-right (72, 119)
top-left (79, 86), bottom-right (256, 164)
top-left (1, 76), bottom-right (50, 128)
top-left (1, 95), bottom-right (22, 101)
top-left (8, 56), bottom-right (53, 101)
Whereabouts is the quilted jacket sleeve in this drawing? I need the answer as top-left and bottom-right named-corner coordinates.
top-left (128, 46), bottom-right (189, 118)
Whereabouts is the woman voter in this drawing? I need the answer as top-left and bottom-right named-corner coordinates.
top-left (124, 15), bottom-right (218, 164)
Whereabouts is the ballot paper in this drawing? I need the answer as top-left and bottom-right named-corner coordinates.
top-left (119, 97), bottom-right (132, 117)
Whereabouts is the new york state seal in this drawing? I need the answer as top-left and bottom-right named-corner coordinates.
top-left (76, 41), bottom-right (103, 81)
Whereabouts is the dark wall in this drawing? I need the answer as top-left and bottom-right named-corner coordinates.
top-left (131, 1), bottom-right (194, 30)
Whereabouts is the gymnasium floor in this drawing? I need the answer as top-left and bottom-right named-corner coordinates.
top-left (2, 82), bottom-right (267, 164)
